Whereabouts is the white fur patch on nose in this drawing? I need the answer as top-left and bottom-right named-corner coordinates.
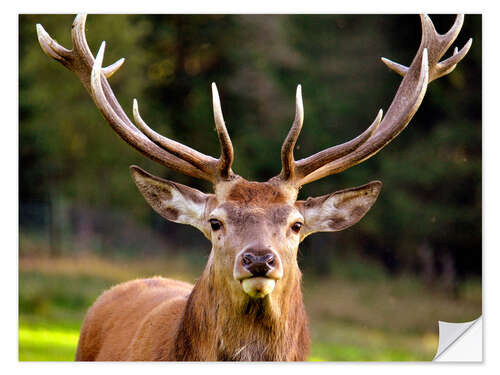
top-left (241, 277), bottom-right (276, 298)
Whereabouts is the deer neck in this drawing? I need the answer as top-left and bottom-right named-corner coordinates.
top-left (173, 261), bottom-right (310, 361)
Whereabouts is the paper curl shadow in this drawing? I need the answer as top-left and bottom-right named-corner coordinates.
top-left (433, 316), bottom-right (482, 361)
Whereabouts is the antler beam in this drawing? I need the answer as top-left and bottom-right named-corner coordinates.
top-left (277, 14), bottom-right (472, 187)
top-left (37, 14), bottom-right (234, 183)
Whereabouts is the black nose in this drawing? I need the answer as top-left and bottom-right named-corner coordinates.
top-left (242, 250), bottom-right (275, 277)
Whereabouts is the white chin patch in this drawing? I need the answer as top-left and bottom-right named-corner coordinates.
top-left (241, 277), bottom-right (276, 298)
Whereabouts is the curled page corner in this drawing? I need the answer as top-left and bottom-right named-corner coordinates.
top-left (433, 316), bottom-right (482, 361)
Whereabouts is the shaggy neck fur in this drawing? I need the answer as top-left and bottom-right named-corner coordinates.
top-left (173, 262), bottom-right (310, 361)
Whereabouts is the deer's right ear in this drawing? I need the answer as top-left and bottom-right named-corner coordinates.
top-left (130, 165), bottom-right (213, 237)
top-left (296, 181), bottom-right (382, 239)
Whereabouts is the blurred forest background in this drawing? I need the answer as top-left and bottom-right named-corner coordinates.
top-left (19, 14), bottom-right (481, 361)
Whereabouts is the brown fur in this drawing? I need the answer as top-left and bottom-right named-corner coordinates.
top-left (227, 181), bottom-right (286, 205)
top-left (219, 203), bottom-right (292, 227)
top-left (174, 263), bottom-right (309, 361)
top-left (75, 277), bottom-right (192, 360)
top-left (76, 268), bottom-right (309, 361)
top-left (75, 176), bottom-right (379, 362)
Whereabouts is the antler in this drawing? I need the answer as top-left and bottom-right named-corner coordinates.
top-left (278, 14), bottom-right (472, 187)
top-left (36, 14), bottom-right (234, 183)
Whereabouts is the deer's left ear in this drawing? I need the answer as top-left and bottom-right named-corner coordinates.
top-left (130, 165), bottom-right (213, 238)
top-left (296, 181), bottom-right (382, 239)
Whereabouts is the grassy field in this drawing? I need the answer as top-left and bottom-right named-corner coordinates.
top-left (18, 253), bottom-right (481, 361)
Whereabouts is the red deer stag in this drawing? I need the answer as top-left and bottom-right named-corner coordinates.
top-left (36, 14), bottom-right (471, 361)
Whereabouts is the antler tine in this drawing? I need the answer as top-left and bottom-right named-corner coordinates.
top-left (36, 23), bottom-right (72, 61)
top-left (102, 58), bottom-right (125, 78)
top-left (280, 85), bottom-right (304, 180)
top-left (294, 109), bottom-right (383, 179)
top-left (296, 48), bottom-right (429, 186)
top-left (132, 98), bottom-right (218, 174)
top-left (90, 42), bottom-right (212, 180)
top-left (278, 14), bottom-right (471, 188)
top-left (71, 15), bottom-right (141, 131)
top-left (382, 14), bottom-right (473, 82)
top-left (211, 83), bottom-right (234, 179)
top-left (38, 14), bottom-right (136, 131)
top-left (433, 38), bottom-right (473, 80)
top-left (37, 14), bottom-right (237, 184)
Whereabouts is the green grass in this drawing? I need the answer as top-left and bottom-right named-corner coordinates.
top-left (19, 321), bottom-right (80, 361)
top-left (18, 319), bottom-right (429, 362)
top-left (308, 321), bottom-right (436, 361)
top-left (311, 343), bottom-right (415, 361)
top-left (18, 254), bottom-right (481, 361)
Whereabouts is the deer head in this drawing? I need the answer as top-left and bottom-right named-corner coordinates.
top-left (37, 14), bottom-right (471, 311)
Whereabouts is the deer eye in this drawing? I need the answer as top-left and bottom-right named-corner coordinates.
top-left (209, 219), bottom-right (223, 231)
top-left (291, 222), bottom-right (303, 234)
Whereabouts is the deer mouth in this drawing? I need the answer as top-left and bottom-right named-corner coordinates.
top-left (240, 277), bottom-right (276, 298)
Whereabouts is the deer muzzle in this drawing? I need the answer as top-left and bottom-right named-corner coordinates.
top-left (234, 247), bottom-right (283, 298)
